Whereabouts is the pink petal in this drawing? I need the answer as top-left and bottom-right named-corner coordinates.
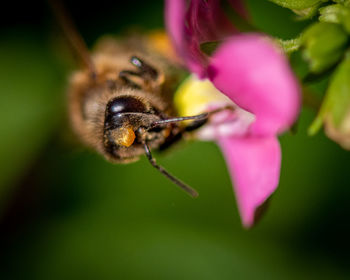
top-left (208, 34), bottom-right (301, 136)
top-left (165, 0), bottom-right (205, 76)
top-left (186, 0), bottom-right (237, 42)
top-left (165, 0), bottom-right (240, 77)
top-left (218, 136), bottom-right (281, 228)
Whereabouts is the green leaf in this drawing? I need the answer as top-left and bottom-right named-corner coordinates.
top-left (319, 4), bottom-right (350, 33)
top-left (293, 4), bottom-right (322, 19)
top-left (301, 22), bottom-right (348, 73)
top-left (328, 55), bottom-right (350, 127)
top-left (309, 52), bottom-right (350, 144)
top-left (333, 0), bottom-right (350, 7)
top-left (200, 41), bottom-right (220, 56)
top-left (268, 0), bottom-right (325, 10)
top-left (277, 36), bottom-right (302, 54)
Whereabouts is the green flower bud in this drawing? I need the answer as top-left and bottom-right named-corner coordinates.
top-left (319, 4), bottom-right (350, 33)
top-left (309, 52), bottom-right (350, 149)
top-left (301, 22), bottom-right (348, 73)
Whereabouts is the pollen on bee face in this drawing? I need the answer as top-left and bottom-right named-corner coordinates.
top-left (111, 127), bottom-right (136, 147)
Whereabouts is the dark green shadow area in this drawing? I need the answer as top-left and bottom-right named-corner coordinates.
top-left (0, 1), bottom-right (349, 280)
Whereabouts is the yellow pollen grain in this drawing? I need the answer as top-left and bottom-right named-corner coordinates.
top-left (113, 127), bottom-right (136, 147)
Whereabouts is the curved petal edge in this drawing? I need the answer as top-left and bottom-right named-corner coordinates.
top-left (208, 34), bottom-right (301, 136)
top-left (218, 136), bottom-right (281, 228)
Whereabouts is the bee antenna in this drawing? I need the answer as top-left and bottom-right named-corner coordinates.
top-left (150, 106), bottom-right (236, 129)
top-left (48, 0), bottom-right (97, 79)
top-left (150, 112), bottom-right (209, 128)
top-left (142, 142), bottom-right (199, 198)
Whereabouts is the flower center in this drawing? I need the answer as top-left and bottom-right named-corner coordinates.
top-left (174, 75), bottom-right (255, 140)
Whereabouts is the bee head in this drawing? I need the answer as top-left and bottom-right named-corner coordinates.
top-left (103, 95), bottom-right (160, 148)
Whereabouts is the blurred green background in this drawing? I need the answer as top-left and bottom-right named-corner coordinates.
top-left (0, 1), bottom-right (349, 279)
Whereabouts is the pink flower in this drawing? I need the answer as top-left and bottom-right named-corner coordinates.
top-left (166, 0), bottom-right (301, 227)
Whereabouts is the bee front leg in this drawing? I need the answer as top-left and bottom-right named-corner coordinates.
top-left (119, 56), bottom-right (160, 90)
top-left (130, 56), bottom-right (158, 80)
top-left (119, 70), bottom-right (142, 89)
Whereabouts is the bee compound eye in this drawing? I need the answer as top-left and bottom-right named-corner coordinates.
top-left (106, 96), bottom-right (146, 115)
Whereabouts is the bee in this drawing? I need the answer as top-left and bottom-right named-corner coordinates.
top-left (50, 0), bottom-right (226, 197)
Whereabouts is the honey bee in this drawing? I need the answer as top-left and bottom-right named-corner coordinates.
top-left (51, 0), bottom-right (226, 197)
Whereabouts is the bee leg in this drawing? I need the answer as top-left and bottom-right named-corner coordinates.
top-left (119, 70), bottom-right (142, 89)
top-left (130, 56), bottom-right (158, 80)
top-left (158, 130), bottom-right (183, 151)
top-left (142, 141), bottom-right (198, 198)
top-left (119, 56), bottom-right (159, 90)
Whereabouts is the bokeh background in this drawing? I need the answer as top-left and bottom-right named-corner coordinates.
top-left (0, 1), bottom-right (349, 279)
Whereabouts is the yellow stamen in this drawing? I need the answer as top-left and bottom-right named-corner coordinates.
top-left (174, 75), bottom-right (232, 117)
